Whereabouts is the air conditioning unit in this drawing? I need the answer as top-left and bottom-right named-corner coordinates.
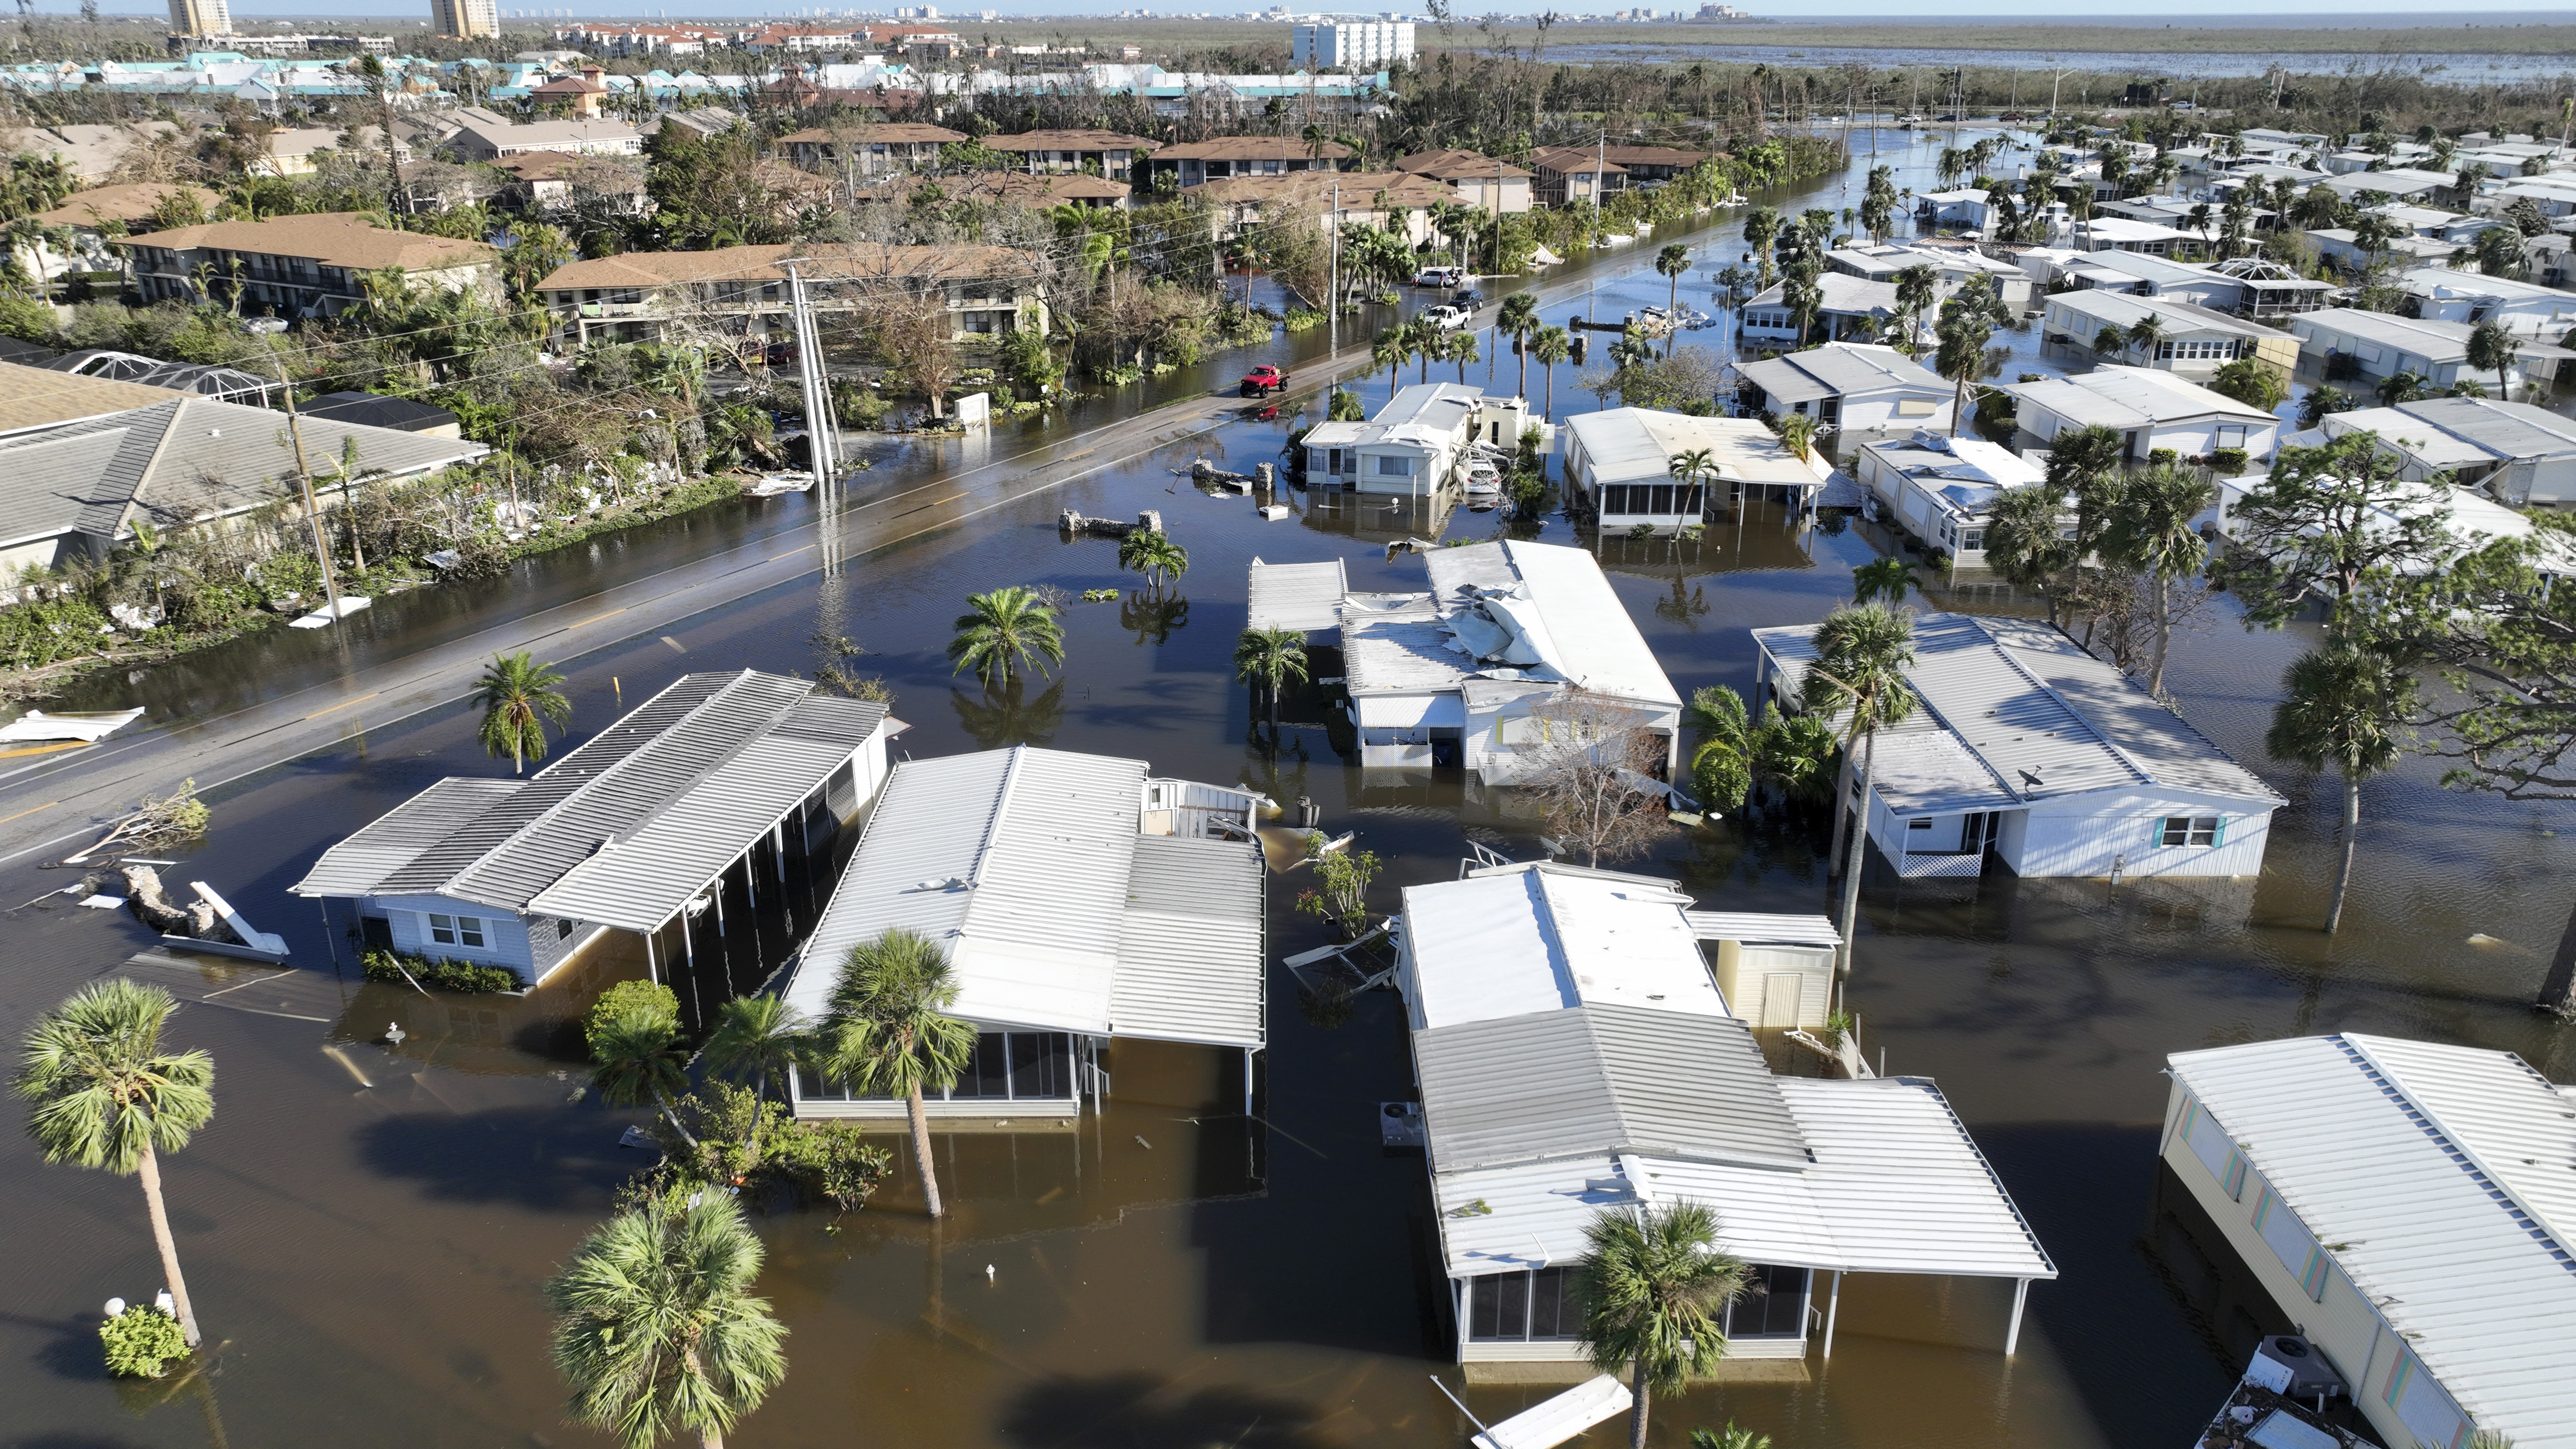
top-left (2245, 1335), bottom-right (2347, 1402)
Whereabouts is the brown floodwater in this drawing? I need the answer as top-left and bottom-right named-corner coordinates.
top-left (7, 132), bottom-right (2575, 1449)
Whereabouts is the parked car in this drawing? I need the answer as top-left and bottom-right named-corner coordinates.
top-left (1422, 304), bottom-right (1473, 330)
top-left (1413, 265), bottom-right (1466, 288)
top-left (1239, 364), bottom-right (1288, 397)
top-left (1452, 287), bottom-right (1484, 308)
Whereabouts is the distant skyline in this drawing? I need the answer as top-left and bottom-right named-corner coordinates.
top-left (45, 0), bottom-right (2576, 23)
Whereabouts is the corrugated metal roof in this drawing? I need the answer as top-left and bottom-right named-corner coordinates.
top-left (1684, 911), bottom-right (1844, 947)
top-left (1429, 1077), bottom-right (2056, 1280)
top-left (1415, 1002), bottom-right (1808, 1172)
top-left (783, 746), bottom-right (1266, 1049)
top-left (2169, 1034), bottom-right (2576, 1448)
top-left (1112, 833), bottom-right (1266, 1048)
top-left (292, 778), bottom-right (523, 897)
top-left (2005, 365), bottom-right (2274, 432)
top-left (296, 673), bottom-right (883, 930)
top-left (1246, 557), bottom-right (1351, 632)
top-left (1753, 613), bottom-right (2280, 812)
top-left (1421, 541), bottom-right (1682, 707)
top-left (1341, 608), bottom-right (1476, 694)
top-left (1562, 407), bottom-right (1820, 492)
top-left (1732, 342), bottom-right (1948, 405)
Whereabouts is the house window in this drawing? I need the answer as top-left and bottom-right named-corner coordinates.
top-left (1466, 1267), bottom-right (1580, 1341)
top-left (2158, 816), bottom-right (2222, 847)
top-left (1375, 455), bottom-right (1413, 476)
top-left (796, 1031), bottom-right (1075, 1102)
top-left (2215, 425), bottom-right (2248, 449)
top-left (1959, 526), bottom-right (1986, 551)
top-left (1602, 484), bottom-right (1629, 513)
top-left (558, 918), bottom-right (575, 941)
top-left (427, 912), bottom-right (486, 948)
top-left (1722, 1264), bottom-right (1810, 1339)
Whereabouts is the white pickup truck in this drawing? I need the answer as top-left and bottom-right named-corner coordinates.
top-left (1421, 302), bottom-right (1476, 330)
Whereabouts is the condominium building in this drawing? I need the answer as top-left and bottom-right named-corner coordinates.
top-left (430, 0), bottom-right (499, 40)
top-left (1290, 19), bottom-right (1413, 71)
top-left (165, 0), bottom-right (231, 37)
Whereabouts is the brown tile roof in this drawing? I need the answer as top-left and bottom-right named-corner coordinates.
top-left (777, 123), bottom-right (964, 145)
top-left (121, 213), bottom-right (499, 272)
top-left (1188, 169), bottom-right (1452, 211)
top-left (33, 182), bottom-right (224, 229)
top-left (1394, 149), bottom-right (1535, 181)
top-left (876, 171), bottom-right (1130, 208)
top-left (538, 241), bottom-right (1040, 291)
top-left (983, 129), bottom-right (1161, 153)
top-left (0, 361), bottom-right (185, 434)
top-left (1156, 136), bottom-right (1352, 162)
top-left (1529, 146), bottom-right (1627, 176)
top-left (1598, 145), bottom-right (1715, 167)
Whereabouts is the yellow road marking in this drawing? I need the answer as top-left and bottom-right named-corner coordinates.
top-left (0, 741), bottom-right (88, 760)
top-left (302, 692), bottom-right (379, 722)
top-left (571, 607), bottom-right (626, 628)
top-left (0, 801), bottom-right (60, 825)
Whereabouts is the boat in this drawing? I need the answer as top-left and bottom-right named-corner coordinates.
top-left (1461, 1374), bottom-right (1632, 1449)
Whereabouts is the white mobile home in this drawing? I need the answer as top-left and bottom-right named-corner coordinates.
top-left (1562, 406), bottom-right (1824, 534)
top-left (2397, 265), bottom-right (2576, 340)
top-left (1752, 613), bottom-right (2285, 879)
top-left (293, 671), bottom-right (892, 1011)
top-left (1299, 382), bottom-right (1530, 497)
top-left (2215, 467), bottom-right (2576, 582)
top-left (1267, 539), bottom-right (1684, 780)
top-left (2039, 288), bottom-right (2269, 377)
top-left (2312, 395), bottom-right (2576, 506)
top-left (1399, 862), bottom-right (2055, 1374)
top-left (780, 745), bottom-right (1268, 1122)
top-left (1725, 342), bottom-right (1954, 445)
top-left (2289, 307), bottom-right (2576, 399)
top-left (2162, 1034), bottom-right (2576, 1449)
top-left (1741, 272), bottom-right (1905, 345)
top-left (2004, 365), bottom-right (2281, 463)
top-left (1850, 433), bottom-right (2047, 567)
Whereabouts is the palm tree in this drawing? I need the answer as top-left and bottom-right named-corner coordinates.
top-left (1498, 291), bottom-right (1540, 400)
top-left (1654, 242), bottom-right (1690, 356)
top-left (1891, 262), bottom-right (1938, 351)
top-left (946, 586), bottom-right (1065, 689)
top-left (1233, 625), bottom-right (1310, 740)
top-left (2103, 463), bottom-right (2217, 695)
top-left (1934, 276), bottom-right (2010, 438)
top-left (2467, 318), bottom-right (2517, 400)
top-left (1774, 412), bottom-right (1818, 464)
top-left (588, 1006), bottom-right (700, 1148)
top-left (822, 927), bottom-right (975, 1219)
top-left (1442, 327), bottom-right (1480, 383)
top-left (1783, 268), bottom-right (1823, 345)
top-left (15, 980), bottom-right (215, 1348)
top-left (2209, 358), bottom-right (2287, 415)
top-left (702, 996), bottom-right (808, 1107)
top-left (1575, 1202), bottom-right (1747, 1449)
top-left (1370, 325), bottom-right (1409, 406)
top-left (1668, 448), bottom-right (1716, 520)
top-left (1686, 684), bottom-right (1753, 813)
top-left (1741, 205), bottom-right (1780, 291)
top-left (1531, 326), bottom-right (1571, 422)
top-left (475, 651), bottom-right (573, 776)
top-left (1982, 479), bottom-right (2079, 627)
top-left (1405, 315), bottom-right (1442, 384)
top-left (2266, 640), bottom-right (2415, 935)
top-left (1117, 529), bottom-right (1189, 592)
top-left (547, 1190), bottom-right (788, 1449)
top-left (1852, 555), bottom-right (1920, 604)
top-left (2124, 313), bottom-right (2166, 364)
top-left (1804, 604), bottom-right (1919, 980)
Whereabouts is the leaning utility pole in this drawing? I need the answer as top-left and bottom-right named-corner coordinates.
top-left (1328, 176), bottom-right (1340, 353)
top-left (783, 261), bottom-right (836, 494)
top-left (269, 353), bottom-right (346, 625)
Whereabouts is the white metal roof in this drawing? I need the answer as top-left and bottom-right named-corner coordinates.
top-left (1246, 556), bottom-right (1350, 632)
top-left (782, 746), bottom-right (1265, 1046)
top-left (1684, 911), bottom-right (1844, 947)
top-left (1731, 342), bottom-right (1949, 406)
top-left (1855, 434), bottom-right (2045, 523)
top-left (1402, 864), bottom-right (1724, 1030)
top-left (2007, 365), bottom-right (2276, 432)
top-left (2046, 286), bottom-right (2264, 340)
top-left (2292, 307), bottom-right (2576, 365)
top-left (1424, 540), bottom-right (1683, 707)
top-left (1430, 1077), bottom-right (2056, 1281)
top-left (1563, 407), bottom-right (1820, 492)
top-left (2169, 1034), bottom-right (2576, 1449)
top-left (1754, 613), bottom-right (2282, 813)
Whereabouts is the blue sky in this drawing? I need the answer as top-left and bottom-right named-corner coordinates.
top-left (54, 1), bottom-right (2576, 23)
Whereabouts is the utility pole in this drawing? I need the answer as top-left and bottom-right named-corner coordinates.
top-left (1328, 176), bottom-right (1340, 354)
top-left (270, 354), bottom-right (346, 625)
top-left (784, 261), bottom-right (835, 493)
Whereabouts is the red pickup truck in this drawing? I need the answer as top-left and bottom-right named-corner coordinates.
top-left (1239, 364), bottom-right (1288, 398)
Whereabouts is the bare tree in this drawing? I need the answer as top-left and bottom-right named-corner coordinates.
top-left (1521, 690), bottom-right (1676, 868)
top-left (871, 290), bottom-right (959, 420)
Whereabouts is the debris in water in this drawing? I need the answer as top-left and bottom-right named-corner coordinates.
top-left (1133, 1135), bottom-right (1152, 1149)
top-left (2468, 933), bottom-right (2512, 948)
top-left (619, 1125), bottom-right (655, 1149)
top-left (986, 1264), bottom-right (995, 1282)
top-left (384, 1021), bottom-right (406, 1046)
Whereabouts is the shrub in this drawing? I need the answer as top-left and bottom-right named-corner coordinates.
top-left (586, 979), bottom-right (680, 1051)
top-left (100, 1305), bottom-right (188, 1378)
top-left (1295, 833), bottom-right (1381, 936)
top-left (768, 1122), bottom-right (892, 1212)
top-left (2209, 447), bottom-right (2250, 474)
top-left (362, 949), bottom-right (518, 994)
top-left (2147, 448), bottom-right (2180, 466)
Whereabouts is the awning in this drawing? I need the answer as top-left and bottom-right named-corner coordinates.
top-left (1356, 693), bottom-right (1467, 729)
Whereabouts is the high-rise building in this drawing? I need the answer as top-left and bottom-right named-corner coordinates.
top-left (430, 0), bottom-right (499, 40)
top-left (166, 0), bottom-right (232, 38)
top-left (1290, 20), bottom-right (1413, 72)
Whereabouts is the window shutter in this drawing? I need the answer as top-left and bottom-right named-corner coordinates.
top-left (2214, 817), bottom-right (2227, 846)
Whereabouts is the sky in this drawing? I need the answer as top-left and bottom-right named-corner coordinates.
top-left (48, 0), bottom-right (2576, 25)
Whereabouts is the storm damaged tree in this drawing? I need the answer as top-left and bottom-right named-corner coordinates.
top-left (1520, 689), bottom-right (1676, 868)
top-left (870, 289), bottom-right (958, 421)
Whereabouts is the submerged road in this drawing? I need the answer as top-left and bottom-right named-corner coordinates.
top-left (0, 233), bottom-right (1703, 865)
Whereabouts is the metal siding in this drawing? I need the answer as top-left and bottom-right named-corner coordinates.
top-left (1111, 833), bottom-right (1267, 1048)
top-left (1683, 912), bottom-right (1842, 947)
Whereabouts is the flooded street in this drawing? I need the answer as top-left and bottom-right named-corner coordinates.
top-left (7, 134), bottom-right (2575, 1449)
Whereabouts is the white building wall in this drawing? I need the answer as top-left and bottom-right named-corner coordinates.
top-left (1835, 386), bottom-right (1953, 438)
top-left (367, 891), bottom-right (540, 976)
top-left (2003, 794), bottom-right (2272, 878)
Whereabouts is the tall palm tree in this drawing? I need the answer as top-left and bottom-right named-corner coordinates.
top-left (702, 996), bottom-right (808, 1107)
top-left (1934, 276), bottom-right (2009, 437)
top-left (1654, 242), bottom-right (1690, 356)
top-left (2467, 319), bottom-right (2517, 400)
top-left (1668, 447), bottom-right (1716, 521)
top-left (1370, 324), bottom-right (1409, 406)
top-left (547, 1191), bottom-right (788, 1449)
top-left (1531, 326), bottom-right (1571, 422)
top-left (1442, 327), bottom-right (1479, 383)
top-left (1740, 205), bottom-right (1780, 291)
top-left (1891, 263), bottom-right (1938, 351)
top-left (1852, 556), bottom-right (1920, 604)
top-left (2266, 640), bottom-right (2415, 935)
top-left (15, 980), bottom-right (215, 1348)
top-left (1117, 530), bottom-right (1189, 592)
top-left (2103, 463), bottom-right (2217, 695)
top-left (1575, 1202), bottom-right (1747, 1449)
top-left (823, 927), bottom-right (975, 1219)
top-left (475, 651), bottom-right (573, 776)
top-left (1804, 604), bottom-right (1919, 981)
top-left (1497, 291), bottom-right (1540, 400)
top-left (1233, 625), bottom-right (1309, 740)
top-left (946, 586), bottom-right (1065, 689)
top-left (1405, 314), bottom-right (1442, 384)
top-left (1783, 268), bottom-right (1823, 345)
top-left (2124, 313), bottom-right (2165, 364)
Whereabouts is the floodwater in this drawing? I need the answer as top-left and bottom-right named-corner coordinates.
top-left (1545, 41), bottom-right (2576, 87)
top-left (6, 135), bottom-right (2576, 1449)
